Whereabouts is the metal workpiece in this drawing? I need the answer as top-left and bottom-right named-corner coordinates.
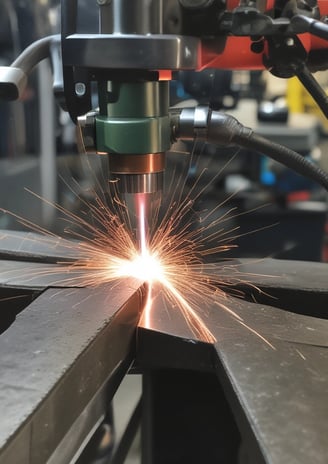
top-left (137, 292), bottom-right (214, 372)
top-left (0, 260), bottom-right (85, 291)
top-left (222, 258), bottom-right (328, 318)
top-left (0, 230), bottom-right (145, 463)
top-left (0, 230), bottom-right (89, 289)
top-left (1, 228), bottom-right (328, 462)
top-left (0, 280), bottom-right (144, 464)
top-left (137, 259), bottom-right (328, 464)
top-left (0, 230), bottom-right (83, 264)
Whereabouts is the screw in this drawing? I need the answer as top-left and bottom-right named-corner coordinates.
top-left (75, 82), bottom-right (86, 97)
top-left (285, 37), bottom-right (295, 47)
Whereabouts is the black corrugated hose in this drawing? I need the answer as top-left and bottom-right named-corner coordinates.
top-left (209, 111), bottom-right (328, 191)
top-left (295, 66), bottom-right (328, 120)
top-left (173, 108), bottom-right (328, 191)
top-left (292, 15), bottom-right (328, 42)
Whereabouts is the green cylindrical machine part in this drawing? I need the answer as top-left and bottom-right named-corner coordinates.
top-left (96, 81), bottom-right (170, 154)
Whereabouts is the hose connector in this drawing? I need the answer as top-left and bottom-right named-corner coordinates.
top-left (170, 106), bottom-right (210, 141)
top-left (170, 105), bottom-right (328, 191)
top-left (170, 105), bottom-right (252, 145)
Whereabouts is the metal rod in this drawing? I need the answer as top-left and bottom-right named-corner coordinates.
top-left (61, 0), bottom-right (78, 38)
top-left (112, 0), bottom-right (151, 34)
top-left (11, 35), bottom-right (57, 74)
top-left (295, 65), bottom-right (328, 119)
top-left (38, 59), bottom-right (57, 227)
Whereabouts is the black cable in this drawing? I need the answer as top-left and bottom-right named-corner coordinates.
top-left (174, 108), bottom-right (328, 191)
top-left (292, 15), bottom-right (328, 41)
top-left (215, 113), bottom-right (328, 191)
top-left (295, 65), bottom-right (328, 119)
top-left (233, 129), bottom-right (328, 191)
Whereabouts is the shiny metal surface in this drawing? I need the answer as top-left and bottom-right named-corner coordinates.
top-left (0, 281), bottom-right (143, 464)
top-left (0, 230), bottom-right (144, 463)
top-left (0, 67), bottom-right (27, 100)
top-left (137, 259), bottom-right (328, 464)
top-left (112, 0), bottom-right (151, 34)
top-left (2, 230), bottom-right (328, 463)
top-left (116, 172), bottom-right (164, 194)
top-left (63, 34), bottom-right (200, 70)
top-left (0, 230), bottom-right (82, 263)
top-left (109, 153), bottom-right (166, 174)
top-left (78, 110), bottom-right (97, 154)
top-left (109, 152), bottom-right (165, 194)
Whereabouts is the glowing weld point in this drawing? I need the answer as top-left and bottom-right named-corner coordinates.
top-left (117, 194), bottom-right (216, 344)
top-left (3, 169), bottom-right (274, 348)
top-left (115, 251), bottom-right (164, 284)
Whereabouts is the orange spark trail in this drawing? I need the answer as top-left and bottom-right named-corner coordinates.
top-left (137, 194), bottom-right (153, 330)
top-left (0, 156), bottom-right (275, 348)
top-left (133, 194), bottom-right (216, 343)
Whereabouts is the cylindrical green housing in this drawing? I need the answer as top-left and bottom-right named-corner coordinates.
top-left (96, 81), bottom-right (170, 154)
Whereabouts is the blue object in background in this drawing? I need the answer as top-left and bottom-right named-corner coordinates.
top-left (260, 154), bottom-right (317, 193)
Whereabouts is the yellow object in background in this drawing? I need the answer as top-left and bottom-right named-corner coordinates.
top-left (287, 76), bottom-right (328, 133)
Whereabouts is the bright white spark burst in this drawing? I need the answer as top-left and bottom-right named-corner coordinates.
top-left (115, 251), bottom-right (164, 283)
top-left (0, 159), bottom-right (274, 347)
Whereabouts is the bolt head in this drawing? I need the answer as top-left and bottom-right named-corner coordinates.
top-left (75, 82), bottom-right (86, 97)
top-left (285, 37), bottom-right (295, 47)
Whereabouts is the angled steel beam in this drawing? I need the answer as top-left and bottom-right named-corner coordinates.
top-left (0, 280), bottom-right (144, 464)
top-left (137, 259), bottom-right (328, 464)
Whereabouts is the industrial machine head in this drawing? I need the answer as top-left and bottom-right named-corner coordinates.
top-left (2, 0), bottom-right (328, 197)
top-left (61, 0), bottom-right (199, 197)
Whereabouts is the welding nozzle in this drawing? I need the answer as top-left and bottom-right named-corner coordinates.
top-left (77, 110), bottom-right (166, 194)
top-left (97, 80), bottom-right (170, 195)
top-left (109, 153), bottom-right (165, 194)
top-left (170, 105), bottom-right (254, 146)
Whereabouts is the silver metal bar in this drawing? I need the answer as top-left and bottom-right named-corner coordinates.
top-left (38, 59), bottom-right (57, 227)
top-left (137, 259), bottom-right (328, 464)
top-left (0, 280), bottom-right (143, 464)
